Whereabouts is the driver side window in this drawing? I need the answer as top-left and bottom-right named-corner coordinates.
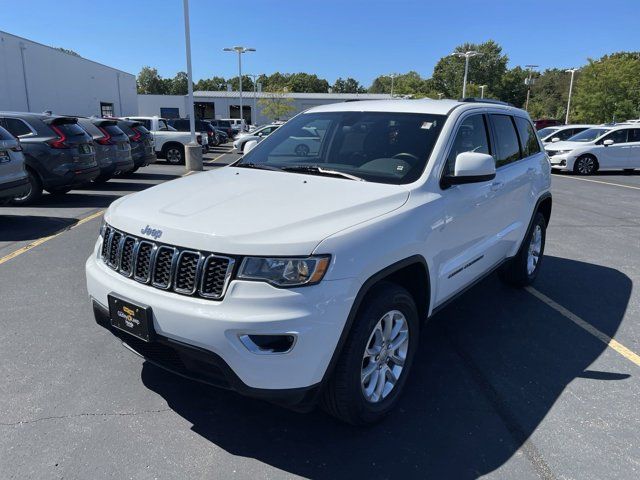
top-left (444, 115), bottom-right (491, 176)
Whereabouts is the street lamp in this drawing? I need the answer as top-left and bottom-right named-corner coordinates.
top-left (451, 50), bottom-right (483, 98)
top-left (389, 73), bottom-right (396, 97)
top-left (246, 73), bottom-right (259, 126)
top-left (524, 64), bottom-right (539, 111)
top-left (565, 68), bottom-right (578, 124)
top-left (182, 0), bottom-right (201, 171)
top-left (479, 85), bottom-right (487, 99)
top-left (223, 46), bottom-right (256, 129)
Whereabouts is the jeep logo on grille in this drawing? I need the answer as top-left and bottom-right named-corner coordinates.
top-left (140, 225), bottom-right (163, 239)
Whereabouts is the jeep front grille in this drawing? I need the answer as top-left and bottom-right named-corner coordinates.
top-left (100, 225), bottom-right (235, 300)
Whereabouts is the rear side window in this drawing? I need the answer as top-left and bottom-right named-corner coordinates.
top-left (630, 129), bottom-right (640, 142)
top-left (490, 115), bottom-right (521, 167)
top-left (102, 125), bottom-right (124, 136)
top-left (135, 124), bottom-right (150, 135)
top-left (4, 118), bottom-right (33, 137)
top-left (54, 122), bottom-right (86, 137)
top-left (603, 129), bottom-right (629, 144)
top-left (514, 117), bottom-right (541, 158)
top-left (444, 114), bottom-right (491, 176)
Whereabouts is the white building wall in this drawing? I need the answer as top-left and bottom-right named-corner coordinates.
top-left (0, 31), bottom-right (137, 116)
top-left (137, 94), bottom-right (187, 117)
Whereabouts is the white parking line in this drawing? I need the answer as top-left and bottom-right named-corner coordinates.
top-left (554, 174), bottom-right (640, 191)
top-left (526, 286), bottom-right (640, 367)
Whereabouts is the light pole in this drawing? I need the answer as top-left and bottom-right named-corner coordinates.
top-left (524, 64), bottom-right (539, 111)
top-left (389, 74), bottom-right (396, 97)
top-left (182, 0), bottom-right (201, 171)
top-left (223, 46), bottom-right (255, 129)
top-left (246, 73), bottom-right (259, 126)
top-left (479, 85), bottom-right (487, 99)
top-left (451, 50), bottom-right (482, 98)
top-left (565, 68), bottom-right (578, 124)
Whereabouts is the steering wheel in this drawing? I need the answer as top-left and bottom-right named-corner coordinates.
top-left (392, 152), bottom-right (419, 162)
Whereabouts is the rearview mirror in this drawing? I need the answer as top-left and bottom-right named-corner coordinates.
top-left (243, 140), bottom-right (258, 154)
top-left (603, 139), bottom-right (614, 146)
top-left (551, 137), bottom-right (560, 143)
top-left (442, 152), bottom-right (496, 187)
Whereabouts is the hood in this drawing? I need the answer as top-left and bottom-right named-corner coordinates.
top-left (545, 140), bottom-right (586, 152)
top-left (106, 167), bottom-right (410, 256)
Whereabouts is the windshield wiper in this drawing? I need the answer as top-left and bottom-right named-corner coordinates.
top-left (281, 165), bottom-right (366, 181)
top-left (235, 162), bottom-right (283, 172)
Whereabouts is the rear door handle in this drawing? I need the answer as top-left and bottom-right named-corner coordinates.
top-left (490, 181), bottom-right (504, 191)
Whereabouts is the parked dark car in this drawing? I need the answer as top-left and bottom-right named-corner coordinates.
top-left (0, 112), bottom-right (99, 204)
top-left (534, 118), bottom-right (563, 130)
top-left (213, 127), bottom-right (229, 144)
top-left (0, 125), bottom-right (29, 203)
top-left (206, 119), bottom-right (234, 139)
top-left (168, 119), bottom-right (220, 149)
top-left (110, 119), bottom-right (156, 172)
top-left (77, 118), bottom-right (134, 183)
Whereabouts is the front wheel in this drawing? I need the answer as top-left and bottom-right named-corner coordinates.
top-left (499, 212), bottom-right (546, 287)
top-left (320, 282), bottom-right (419, 425)
top-left (573, 155), bottom-right (597, 175)
top-left (12, 170), bottom-right (43, 205)
top-left (164, 145), bottom-right (185, 164)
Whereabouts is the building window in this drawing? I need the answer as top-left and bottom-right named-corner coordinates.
top-left (160, 107), bottom-right (180, 119)
top-left (100, 102), bottom-right (114, 118)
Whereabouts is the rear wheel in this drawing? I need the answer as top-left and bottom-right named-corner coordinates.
top-left (573, 155), bottom-right (598, 175)
top-left (12, 169), bottom-right (43, 205)
top-left (321, 282), bottom-right (419, 425)
top-left (499, 212), bottom-right (546, 287)
top-left (163, 144), bottom-right (185, 164)
top-left (45, 186), bottom-right (72, 196)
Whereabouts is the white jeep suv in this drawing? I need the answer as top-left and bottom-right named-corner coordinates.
top-left (546, 124), bottom-right (640, 174)
top-left (86, 99), bottom-right (552, 425)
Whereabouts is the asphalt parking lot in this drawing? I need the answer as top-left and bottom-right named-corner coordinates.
top-left (1, 147), bottom-right (640, 479)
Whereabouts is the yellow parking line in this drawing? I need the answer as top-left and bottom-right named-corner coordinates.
top-left (526, 286), bottom-right (640, 367)
top-left (0, 209), bottom-right (105, 266)
top-left (203, 150), bottom-right (233, 165)
top-left (555, 175), bottom-right (640, 191)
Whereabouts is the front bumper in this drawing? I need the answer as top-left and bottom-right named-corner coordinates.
top-left (85, 249), bottom-right (356, 396)
top-left (548, 153), bottom-right (572, 171)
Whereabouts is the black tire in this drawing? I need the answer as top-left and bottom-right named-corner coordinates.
top-left (45, 186), bottom-right (72, 196)
top-left (573, 155), bottom-right (598, 175)
top-left (320, 281), bottom-right (419, 425)
top-left (163, 144), bottom-right (185, 165)
top-left (92, 175), bottom-right (110, 184)
top-left (499, 212), bottom-right (547, 287)
top-left (11, 169), bottom-right (43, 205)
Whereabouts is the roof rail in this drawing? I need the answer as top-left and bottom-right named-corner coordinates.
top-left (460, 97), bottom-right (514, 107)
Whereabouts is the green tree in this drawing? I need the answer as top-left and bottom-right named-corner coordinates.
top-left (572, 52), bottom-right (640, 123)
top-left (194, 76), bottom-right (227, 91)
top-left (227, 75), bottom-right (255, 92)
top-left (167, 71), bottom-right (189, 95)
top-left (431, 40), bottom-right (508, 98)
top-left (136, 67), bottom-right (167, 94)
top-left (332, 77), bottom-right (366, 93)
top-left (527, 68), bottom-right (571, 120)
top-left (258, 91), bottom-right (295, 120)
top-left (495, 66), bottom-right (529, 107)
top-left (368, 71), bottom-right (433, 96)
top-left (287, 73), bottom-right (330, 93)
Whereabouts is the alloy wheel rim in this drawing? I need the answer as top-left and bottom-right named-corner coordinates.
top-left (361, 310), bottom-right (409, 403)
top-left (578, 157), bottom-right (594, 174)
top-left (527, 224), bottom-right (542, 275)
top-left (167, 149), bottom-right (182, 163)
top-left (14, 178), bottom-right (33, 201)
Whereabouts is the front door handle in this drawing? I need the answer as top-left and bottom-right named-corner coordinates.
top-left (490, 181), bottom-right (504, 191)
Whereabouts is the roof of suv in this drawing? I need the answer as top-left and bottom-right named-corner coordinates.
top-left (305, 98), bottom-right (519, 116)
top-left (0, 111), bottom-right (75, 122)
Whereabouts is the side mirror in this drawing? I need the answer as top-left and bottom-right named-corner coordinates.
top-left (257, 132), bottom-right (264, 137)
top-left (442, 152), bottom-right (496, 187)
top-left (603, 139), bottom-right (614, 146)
top-left (551, 137), bottom-right (560, 143)
top-left (243, 139), bottom-right (258, 154)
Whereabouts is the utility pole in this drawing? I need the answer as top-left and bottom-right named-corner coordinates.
top-left (451, 51), bottom-right (483, 98)
top-left (524, 65), bottom-right (539, 111)
top-left (479, 85), bottom-right (487, 99)
top-left (182, 0), bottom-right (202, 171)
top-left (389, 74), bottom-right (396, 97)
top-left (223, 46), bottom-right (256, 130)
top-left (565, 68), bottom-right (578, 124)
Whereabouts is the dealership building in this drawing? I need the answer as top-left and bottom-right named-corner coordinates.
top-left (138, 91), bottom-right (393, 125)
top-left (0, 30), bottom-right (137, 117)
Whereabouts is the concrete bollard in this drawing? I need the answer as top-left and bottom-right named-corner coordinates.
top-left (185, 142), bottom-right (203, 172)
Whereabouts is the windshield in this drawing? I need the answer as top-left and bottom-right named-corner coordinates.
top-left (219, 121), bottom-right (231, 128)
top-left (237, 111), bottom-right (446, 184)
top-left (537, 127), bottom-right (559, 139)
top-left (568, 128), bottom-right (610, 142)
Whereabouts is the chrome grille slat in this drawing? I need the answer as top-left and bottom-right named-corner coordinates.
top-left (100, 224), bottom-right (233, 300)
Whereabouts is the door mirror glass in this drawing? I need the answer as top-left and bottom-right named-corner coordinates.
top-left (443, 152), bottom-right (496, 186)
top-left (603, 139), bottom-right (614, 146)
top-left (551, 137), bottom-right (560, 143)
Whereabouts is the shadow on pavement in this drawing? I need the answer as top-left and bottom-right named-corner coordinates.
top-left (0, 215), bottom-right (77, 242)
top-left (141, 256), bottom-right (630, 479)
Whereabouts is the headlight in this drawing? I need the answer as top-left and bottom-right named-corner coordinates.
top-left (238, 255), bottom-right (330, 287)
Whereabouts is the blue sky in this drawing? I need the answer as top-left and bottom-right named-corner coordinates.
top-left (1, 0), bottom-right (637, 85)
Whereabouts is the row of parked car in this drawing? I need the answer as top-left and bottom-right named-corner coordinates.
top-left (537, 121), bottom-right (640, 174)
top-left (0, 112), bottom-right (241, 206)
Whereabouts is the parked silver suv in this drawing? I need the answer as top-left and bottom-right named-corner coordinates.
top-left (0, 126), bottom-right (29, 204)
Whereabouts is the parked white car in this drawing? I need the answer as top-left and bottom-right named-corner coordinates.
top-left (233, 124), bottom-right (280, 152)
top-left (545, 124), bottom-right (640, 174)
top-left (537, 124), bottom-right (593, 144)
top-left (86, 98), bottom-right (552, 424)
top-left (125, 116), bottom-right (200, 164)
